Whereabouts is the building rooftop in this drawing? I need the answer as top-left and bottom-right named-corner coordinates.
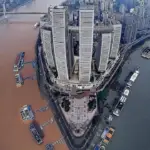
top-left (60, 94), bottom-right (97, 136)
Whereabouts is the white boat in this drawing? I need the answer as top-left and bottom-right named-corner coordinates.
top-left (34, 22), bottom-right (40, 29)
top-left (20, 105), bottom-right (35, 121)
top-left (129, 69), bottom-right (140, 83)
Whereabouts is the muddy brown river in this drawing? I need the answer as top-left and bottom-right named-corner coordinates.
top-left (0, 0), bottom-right (68, 150)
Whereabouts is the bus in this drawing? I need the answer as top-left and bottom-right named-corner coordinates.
top-left (13, 52), bottom-right (25, 72)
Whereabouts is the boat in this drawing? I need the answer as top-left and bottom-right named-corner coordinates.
top-left (127, 69), bottom-right (140, 87)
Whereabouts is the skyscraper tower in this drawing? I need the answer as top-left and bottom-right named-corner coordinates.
top-left (40, 3), bottom-right (122, 89)
top-left (96, 33), bottom-right (112, 72)
top-left (38, 3), bottom-right (123, 150)
top-left (40, 28), bottom-right (55, 68)
top-left (109, 24), bottom-right (122, 58)
top-left (52, 6), bottom-right (69, 81)
top-left (79, 6), bottom-right (94, 82)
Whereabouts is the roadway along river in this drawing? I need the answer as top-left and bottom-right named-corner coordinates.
top-left (107, 41), bottom-right (150, 150)
top-left (0, 0), bottom-right (68, 150)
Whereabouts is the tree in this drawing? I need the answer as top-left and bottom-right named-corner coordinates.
top-left (97, 88), bottom-right (109, 101)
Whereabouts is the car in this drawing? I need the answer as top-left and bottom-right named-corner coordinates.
top-left (45, 144), bottom-right (54, 150)
top-left (20, 105), bottom-right (35, 121)
top-left (113, 102), bottom-right (124, 117)
top-left (94, 145), bottom-right (101, 150)
top-left (101, 127), bottom-right (109, 139)
top-left (102, 127), bottom-right (115, 145)
top-left (100, 146), bottom-right (105, 150)
top-left (94, 145), bottom-right (105, 150)
top-left (29, 121), bottom-right (44, 144)
top-left (15, 73), bottom-right (24, 88)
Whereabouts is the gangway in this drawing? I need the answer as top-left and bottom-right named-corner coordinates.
top-left (24, 61), bottom-right (33, 65)
top-left (40, 117), bottom-right (54, 130)
top-left (15, 73), bottom-right (36, 87)
top-left (24, 60), bottom-right (36, 68)
top-left (45, 144), bottom-right (54, 150)
top-left (45, 137), bottom-right (65, 150)
top-left (23, 74), bottom-right (36, 80)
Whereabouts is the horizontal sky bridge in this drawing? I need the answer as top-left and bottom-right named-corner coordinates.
top-left (41, 24), bottom-right (114, 33)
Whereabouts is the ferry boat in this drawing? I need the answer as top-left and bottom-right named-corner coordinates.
top-left (113, 69), bottom-right (139, 117)
top-left (127, 69), bottom-right (140, 87)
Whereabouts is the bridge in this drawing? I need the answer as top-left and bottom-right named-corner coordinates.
top-left (0, 12), bottom-right (47, 15)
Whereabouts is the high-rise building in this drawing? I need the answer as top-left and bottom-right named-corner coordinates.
top-left (40, 28), bottom-right (55, 68)
top-left (40, 4), bottom-right (122, 88)
top-left (79, 6), bottom-right (94, 82)
top-left (52, 6), bottom-right (69, 81)
top-left (109, 24), bottom-right (122, 58)
top-left (123, 14), bottom-right (137, 43)
top-left (96, 33), bottom-right (112, 72)
top-left (119, 4), bottom-right (126, 14)
top-left (38, 3), bottom-right (125, 150)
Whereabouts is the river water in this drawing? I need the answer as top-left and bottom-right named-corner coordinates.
top-left (107, 41), bottom-right (150, 150)
top-left (0, 0), bottom-right (68, 150)
top-left (1, 0), bottom-right (150, 150)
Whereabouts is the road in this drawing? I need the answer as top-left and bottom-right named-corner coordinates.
top-left (0, 0), bottom-right (68, 150)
